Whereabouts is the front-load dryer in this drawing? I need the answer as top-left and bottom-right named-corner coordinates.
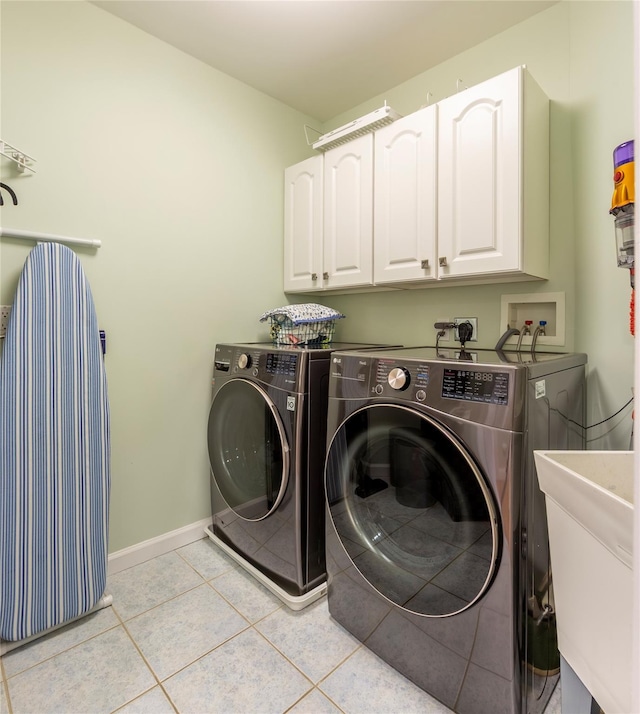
top-left (324, 346), bottom-right (586, 713)
top-left (206, 342), bottom-right (388, 610)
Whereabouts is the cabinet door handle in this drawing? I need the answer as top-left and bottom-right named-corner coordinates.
top-left (311, 273), bottom-right (318, 281)
top-left (439, 257), bottom-right (448, 267)
top-left (421, 259), bottom-right (430, 270)
top-left (323, 272), bottom-right (329, 280)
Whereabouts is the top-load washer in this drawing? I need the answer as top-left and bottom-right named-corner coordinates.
top-left (206, 341), bottom-right (389, 610)
top-left (324, 346), bottom-right (586, 713)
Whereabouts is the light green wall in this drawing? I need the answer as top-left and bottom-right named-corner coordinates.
top-left (321, 1), bottom-right (634, 450)
top-left (568, 1), bottom-right (636, 446)
top-left (0, 1), bottom-right (634, 552)
top-left (0, 1), bottom-right (311, 551)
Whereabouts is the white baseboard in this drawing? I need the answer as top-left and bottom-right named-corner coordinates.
top-left (108, 517), bottom-right (211, 576)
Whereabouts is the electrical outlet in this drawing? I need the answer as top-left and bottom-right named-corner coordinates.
top-left (0, 306), bottom-right (10, 339)
top-left (435, 316), bottom-right (453, 342)
top-left (454, 317), bottom-right (478, 342)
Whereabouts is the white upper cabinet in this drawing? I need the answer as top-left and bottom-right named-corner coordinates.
top-left (283, 66), bottom-right (549, 293)
top-left (323, 134), bottom-right (374, 289)
top-left (283, 155), bottom-right (323, 292)
top-left (284, 135), bottom-right (373, 292)
top-left (437, 66), bottom-right (549, 281)
top-left (374, 105), bottom-right (438, 285)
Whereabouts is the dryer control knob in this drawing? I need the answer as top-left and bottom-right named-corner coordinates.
top-left (237, 353), bottom-right (252, 369)
top-left (388, 367), bottom-right (410, 391)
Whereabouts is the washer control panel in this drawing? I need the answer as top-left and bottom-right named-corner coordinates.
top-left (442, 367), bottom-right (509, 405)
top-left (387, 367), bottom-right (410, 391)
top-left (373, 359), bottom-right (430, 401)
top-left (329, 349), bottom-right (520, 430)
top-left (329, 352), bottom-right (512, 410)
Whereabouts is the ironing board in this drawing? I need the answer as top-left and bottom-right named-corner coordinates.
top-left (0, 242), bottom-right (110, 642)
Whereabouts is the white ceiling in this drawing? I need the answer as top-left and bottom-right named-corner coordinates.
top-left (92, 0), bottom-right (557, 122)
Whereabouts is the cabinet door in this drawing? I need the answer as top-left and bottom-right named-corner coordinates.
top-left (438, 67), bottom-right (521, 279)
top-left (374, 105), bottom-right (437, 284)
top-left (323, 134), bottom-right (373, 289)
top-left (284, 155), bottom-right (323, 292)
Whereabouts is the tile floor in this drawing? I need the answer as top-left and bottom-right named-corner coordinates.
top-left (0, 538), bottom-right (562, 714)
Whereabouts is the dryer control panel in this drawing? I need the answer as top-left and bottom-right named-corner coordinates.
top-left (213, 344), bottom-right (301, 391)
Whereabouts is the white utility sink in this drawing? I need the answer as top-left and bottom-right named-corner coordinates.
top-left (534, 450), bottom-right (634, 714)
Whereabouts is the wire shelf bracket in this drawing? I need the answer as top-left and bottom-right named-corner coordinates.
top-left (0, 139), bottom-right (36, 173)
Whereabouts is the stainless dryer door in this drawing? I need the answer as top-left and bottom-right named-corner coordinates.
top-left (325, 404), bottom-right (499, 617)
top-left (208, 378), bottom-right (289, 521)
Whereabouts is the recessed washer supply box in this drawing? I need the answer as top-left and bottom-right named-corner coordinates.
top-left (500, 291), bottom-right (565, 346)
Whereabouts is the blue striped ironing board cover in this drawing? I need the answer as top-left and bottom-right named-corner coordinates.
top-left (0, 242), bottom-right (110, 642)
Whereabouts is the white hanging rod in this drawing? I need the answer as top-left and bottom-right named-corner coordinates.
top-left (0, 139), bottom-right (36, 173)
top-left (0, 227), bottom-right (101, 249)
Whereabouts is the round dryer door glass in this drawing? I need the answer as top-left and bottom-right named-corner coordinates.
top-left (325, 404), bottom-right (499, 617)
top-left (208, 379), bottom-right (288, 521)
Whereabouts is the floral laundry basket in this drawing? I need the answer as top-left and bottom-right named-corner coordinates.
top-left (259, 303), bottom-right (345, 346)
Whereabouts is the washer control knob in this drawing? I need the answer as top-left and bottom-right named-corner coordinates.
top-left (237, 353), bottom-right (252, 369)
top-left (388, 367), bottom-right (410, 391)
